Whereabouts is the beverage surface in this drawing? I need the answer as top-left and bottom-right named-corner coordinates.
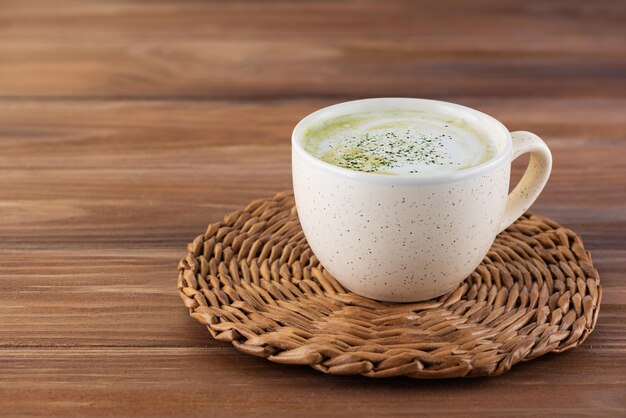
top-left (302, 110), bottom-right (497, 175)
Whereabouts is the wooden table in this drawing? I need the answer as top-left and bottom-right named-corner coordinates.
top-left (1, 1), bottom-right (625, 416)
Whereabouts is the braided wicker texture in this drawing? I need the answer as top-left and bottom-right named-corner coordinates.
top-left (178, 191), bottom-right (601, 378)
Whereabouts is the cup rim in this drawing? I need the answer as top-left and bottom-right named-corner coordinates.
top-left (292, 98), bottom-right (512, 186)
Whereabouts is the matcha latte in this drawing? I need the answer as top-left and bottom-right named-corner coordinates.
top-left (302, 110), bottom-right (497, 175)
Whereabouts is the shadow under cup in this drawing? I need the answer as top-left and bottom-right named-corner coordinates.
top-left (291, 98), bottom-right (550, 302)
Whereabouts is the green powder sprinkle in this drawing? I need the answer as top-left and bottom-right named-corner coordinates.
top-left (317, 130), bottom-right (450, 173)
top-left (302, 111), bottom-right (494, 175)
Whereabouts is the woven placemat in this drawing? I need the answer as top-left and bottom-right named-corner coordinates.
top-left (178, 190), bottom-right (601, 378)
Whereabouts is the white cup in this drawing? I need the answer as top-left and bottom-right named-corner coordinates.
top-left (292, 98), bottom-right (552, 302)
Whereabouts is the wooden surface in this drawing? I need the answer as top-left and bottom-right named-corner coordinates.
top-left (0, 1), bottom-right (625, 417)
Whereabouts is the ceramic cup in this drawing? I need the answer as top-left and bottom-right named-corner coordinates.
top-left (292, 98), bottom-right (552, 302)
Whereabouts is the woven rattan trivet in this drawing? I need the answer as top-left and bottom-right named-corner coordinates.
top-left (178, 191), bottom-right (601, 378)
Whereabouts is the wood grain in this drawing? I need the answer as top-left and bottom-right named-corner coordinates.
top-left (0, 0), bottom-right (625, 416)
top-left (0, 1), bottom-right (624, 99)
top-left (1, 349), bottom-right (625, 418)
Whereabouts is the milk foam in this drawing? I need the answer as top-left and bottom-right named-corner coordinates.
top-left (302, 110), bottom-right (497, 175)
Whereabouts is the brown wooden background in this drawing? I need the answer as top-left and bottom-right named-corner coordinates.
top-left (1, 1), bottom-right (625, 416)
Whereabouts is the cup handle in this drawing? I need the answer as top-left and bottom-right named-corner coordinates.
top-left (498, 131), bottom-right (552, 233)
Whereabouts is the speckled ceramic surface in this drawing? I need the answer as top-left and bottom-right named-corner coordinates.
top-left (292, 98), bottom-right (552, 302)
